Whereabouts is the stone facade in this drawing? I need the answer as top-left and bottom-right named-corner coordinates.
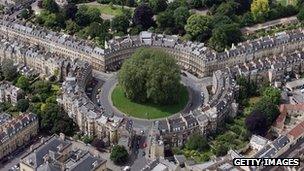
top-left (2, 19), bottom-right (304, 78)
top-left (0, 113), bottom-right (38, 159)
top-left (0, 81), bottom-right (23, 105)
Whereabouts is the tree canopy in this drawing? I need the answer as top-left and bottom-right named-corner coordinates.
top-left (16, 76), bottom-right (30, 91)
top-left (110, 145), bottom-right (129, 165)
top-left (17, 99), bottom-right (29, 112)
top-left (185, 134), bottom-right (209, 152)
top-left (42, 0), bottom-right (59, 13)
top-left (185, 14), bottom-right (212, 42)
top-left (133, 4), bottom-right (154, 30)
top-left (1, 59), bottom-right (17, 81)
top-left (118, 48), bottom-right (182, 105)
top-left (245, 109), bottom-right (268, 135)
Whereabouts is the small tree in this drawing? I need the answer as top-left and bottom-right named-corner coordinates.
top-left (110, 145), bottom-right (128, 165)
top-left (185, 133), bottom-right (209, 152)
top-left (16, 76), bottom-right (30, 91)
top-left (17, 99), bottom-right (30, 112)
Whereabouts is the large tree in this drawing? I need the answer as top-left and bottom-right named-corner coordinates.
top-left (118, 48), bottom-right (182, 104)
top-left (133, 4), bottom-right (154, 30)
top-left (185, 14), bottom-right (213, 42)
top-left (149, 0), bottom-right (168, 14)
top-left (17, 99), bottom-right (29, 112)
top-left (62, 3), bottom-right (78, 19)
top-left (245, 109), bottom-right (268, 136)
top-left (42, 0), bottom-right (59, 13)
top-left (185, 134), bottom-right (209, 152)
top-left (173, 6), bottom-right (190, 31)
top-left (156, 10), bottom-right (175, 32)
top-left (2, 59), bottom-right (17, 81)
top-left (208, 23), bottom-right (242, 51)
top-left (110, 145), bottom-right (129, 165)
top-left (111, 15), bottom-right (130, 34)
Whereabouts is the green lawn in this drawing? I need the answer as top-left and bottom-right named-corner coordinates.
top-left (86, 4), bottom-right (125, 16)
top-left (111, 85), bottom-right (189, 119)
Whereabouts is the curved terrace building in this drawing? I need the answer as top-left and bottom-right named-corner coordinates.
top-left (1, 19), bottom-right (304, 78)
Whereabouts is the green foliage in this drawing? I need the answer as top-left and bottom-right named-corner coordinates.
top-left (185, 134), bottom-right (209, 152)
top-left (81, 135), bottom-right (94, 144)
top-left (31, 80), bottom-right (52, 94)
top-left (111, 14), bottom-right (130, 33)
top-left (173, 6), bottom-right (189, 31)
top-left (1, 59), bottom-right (17, 81)
top-left (42, 0), bottom-right (59, 13)
top-left (20, 8), bottom-right (32, 19)
top-left (17, 99), bottom-right (30, 112)
top-left (298, 8), bottom-right (304, 21)
top-left (75, 5), bottom-right (102, 26)
top-left (110, 145), bottom-right (129, 165)
top-left (185, 14), bottom-right (213, 42)
top-left (208, 23), bottom-right (242, 51)
top-left (16, 76), bottom-right (30, 91)
top-left (251, 0), bottom-right (269, 17)
top-left (118, 48), bottom-right (182, 105)
top-left (148, 0), bottom-right (168, 13)
top-left (65, 20), bottom-right (80, 34)
top-left (156, 10), bottom-right (175, 32)
top-left (261, 86), bottom-right (281, 105)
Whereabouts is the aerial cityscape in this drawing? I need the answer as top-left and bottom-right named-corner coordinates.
top-left (0, 0), bottom-right (302, 170)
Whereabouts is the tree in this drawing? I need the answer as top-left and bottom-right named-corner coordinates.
top-left (63, 3), bottom-right (78, 19)
top-left (262, 87), bottom-right (281, 105)
top-left (173, 7), bottom-right (190, 31)
top-left (42, 0), bottom-right (59, 13)
top-left (16, 76), bottom-right (30, 91)
top-left (133, 4), bottom-right (154, 30)
top-left (251, 0), bottom-right (269, 16)
top-left (1, 59), bottom-right (17, 81)
top-left (298, 8), bottom-right (304, 21)
top-left (65, 19), bottom-right (80, 34)
top-left (254, 98), bottom-right (279, 125)
top-left (245, 109), bottom-right (268, 136)
top-left (214, 144), bottom-right (229, 156)
top-left (185, 14), bottom-right (212, 42)
top-left (156, 10), bottom-right (175, 32)
top-left (118, 48), bottom-right (182, 104)
top-left (185, 134), bottom-right (209, 152)
top-left (189, 0), bottom-right (202, 8)
top-left (215, 1), bottom-right (239, 16)
top-left (31, 80), bottom-right (51, 94)
top-left (110, 145), bottom-right (128, 165)
top-left (208, 23), bottom-right (242, 51)
top-left (111, 15), bottom-right (130, 33)
top-left (241, 12), bottom-right (254, 26)
top-left (148, 0), bottom-right (167, 14)
top-left (75, 5), bottom-right (102, 26)
top-left (17, 99), bottom-right (30, 112)
top-left (20, 9), bottom-right (32, 19)
top-left (234, 0), bottom-right (251, 14)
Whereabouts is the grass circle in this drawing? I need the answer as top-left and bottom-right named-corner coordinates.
top-left (111, 84), bottom-right (189, 119)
